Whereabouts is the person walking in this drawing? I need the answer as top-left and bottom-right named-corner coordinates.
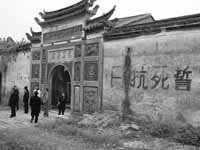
top-left (8, 87), bottom-right (19, 118)
top-left (57, 92), bottom-right (66, 115)
top-left (23, 86), bottom-right (29, 113)
top-left (30, 91), bottom-right (43, 123)
top-left (43, 88), bottom-right (49, 117)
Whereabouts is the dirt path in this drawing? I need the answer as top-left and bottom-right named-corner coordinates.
top-left (1, 107), bottom-right (199, 150)
top-left (0, 107), bottom-right (71, 130)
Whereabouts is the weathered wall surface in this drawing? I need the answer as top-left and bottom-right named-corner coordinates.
top-left (1, 51), bottom-right (30, 106)
top-left (103, 29), bottom-right (200, 126)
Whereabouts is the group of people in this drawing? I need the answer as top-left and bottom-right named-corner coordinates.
top-left (8, 86), bottom-right (67, 123)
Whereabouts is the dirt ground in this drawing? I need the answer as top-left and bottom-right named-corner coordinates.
top-left (0, 127), bottom-right (121, 150)
top-left (0, 107), bottom-right (122, 150)
top-left (0, 107), bottom-right (200, 150)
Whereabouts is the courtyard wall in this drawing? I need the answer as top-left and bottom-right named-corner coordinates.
top-left (103, 29), bottom-right (200, 126)
top-left (1, 51), bottom-right (30, 107)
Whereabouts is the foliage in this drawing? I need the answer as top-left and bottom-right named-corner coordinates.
top-left (148, 121), bottom-right (176, 138)
top-left (38, 117), bottom-right (121, 148)
top-left (0, 37), bottom-right (28, 72)
top-left (174, 124), bottom-right (200, 147)
top-left (138, 116), bottom-right (200, 147)
top-left (78, 112), bottom-right (121, 129)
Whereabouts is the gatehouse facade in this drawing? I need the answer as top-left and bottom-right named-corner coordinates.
top-left (27, 0), bottom-right (109, 113)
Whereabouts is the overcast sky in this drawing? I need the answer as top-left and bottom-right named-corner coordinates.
top-left (0, 0), bottom-right (200, 41)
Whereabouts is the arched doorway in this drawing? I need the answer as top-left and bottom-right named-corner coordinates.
top-left (50, 65), bottom-right (71, 109)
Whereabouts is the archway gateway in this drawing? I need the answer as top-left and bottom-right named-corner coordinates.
top-left (49, 65), bottom-right (71, 108)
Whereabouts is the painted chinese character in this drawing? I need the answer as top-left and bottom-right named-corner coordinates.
top-left (151, 73), bottom-right (169, 89)
top-left (151, 73), bottom-right (161, 89)
top-left (137, 66), bottom-right (148, 89)
top-left (162, 74), bottom-right (169, 89)
top-left (111, 66), bottom-right (122, 88)
top-left (174, 66), bottom-right (192, 91)
top-left (130, 66), bottom-right (148, 89)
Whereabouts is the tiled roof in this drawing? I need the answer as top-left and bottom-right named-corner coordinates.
top-left (112, 13), bottom-right (154, 27)
top-left (104, 13), bottom-right (200, 41)
top-left (40, 0), bottom-right (89, 20)
top-left (35, 0), bottom-right (98, 27)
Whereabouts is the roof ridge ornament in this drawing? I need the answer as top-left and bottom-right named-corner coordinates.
top-left (85, 5), bottom-right (116, 33)
top-left (89, 0), bottom-right (97, 7)
top-left (88, 5), bottom-right (100, 17)
top-left (30, 28), bottom-right (41, 35)
top-left (39, 9), bottom-right (47, 18)
top-left (87, 5), bottom-right (116, 24)
top-left (43, 9), bottom-right (47, 14)
top-left (30, 27), bottom-right (34, 35)
top-left (39, 12), bottom-right (44, 18)
top-left (34, 17), bottom-right (42, 25)
top-left (26, 33), bottom-right (32, 41)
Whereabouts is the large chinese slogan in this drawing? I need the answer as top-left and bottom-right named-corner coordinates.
top-left (111, 65), bottom-right (192, 91)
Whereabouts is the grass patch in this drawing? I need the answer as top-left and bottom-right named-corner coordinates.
top-left (131, 115), bottom-right (200, 147)
top-left (173, 124), bottom-right (200, 147)
top-left (37, 117), bottom-right (121, 148)
top-left (0, 130), bottom-right (37, 150)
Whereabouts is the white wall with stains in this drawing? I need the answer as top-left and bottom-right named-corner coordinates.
top-left (103, 29), bottom-right (200, 126)
top-left (1, 51), bottom-right (30, 106)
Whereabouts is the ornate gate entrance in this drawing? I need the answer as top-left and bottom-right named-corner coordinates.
top-left (49, 65), bottom-right (71, 108)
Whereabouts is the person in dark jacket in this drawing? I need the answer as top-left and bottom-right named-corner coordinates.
top-left (8, 87), bottom-right (19, 118)
top-left (30, 91), bottom-right (42, 123)
top-left (23, 86), bottom-right (29, 113)
top-left (13, 86), bottom-right (19, 110)
top-left (57, 92), bottom-right (66, 115)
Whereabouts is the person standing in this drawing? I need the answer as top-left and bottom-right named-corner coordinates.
top-left (30, 91), bottom-right (43, 123)
top-left (8, 87), bottom-right (18, 118)
top-left (23, 86), bottom-right (29, 113)
top-left (57, 92), bottom-right (66, 115)
top-left (43, 88), bottom-right (49, 117)
top-left (13, 86), bottom-right (19, 110)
